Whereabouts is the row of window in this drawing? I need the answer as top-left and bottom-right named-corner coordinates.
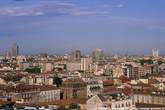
top-left (115, 102), bottom-right (131, 108)
top-left (136, 95), bottom-right (165, 104)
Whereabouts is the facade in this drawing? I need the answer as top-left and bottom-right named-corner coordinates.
top-left (39, 85), bottom-right (60, 102)
top-left (74, 50), bottom-right (81, 61)
top-left (1, 84), bottom-right (60, 103)
top-left (70, 50), bottom-right (81, 61)
top-left (152, 48), bottom-right (159, 57)
top-left (4, 85), bottom-right (40, 103)
top-left (86, 92), bottom-right (135, 110)
top-left (122, 63), bottom-right (143, 79)
top-left (19, 62), bottom-right (30, 70)
top-left (81, 57), bottom-right (92, 72)
top-left (134, 91), bottom-right (165, 106)
top-left (92, 48), bottom-right (104, 62)
top-left (87, 81), bottom-right (103, 98)
top-left (21, 74), bottom-right (54, 85)
top-left (66, 62), bottom-right (81, 71)
top-left (132, 80), bottom-right (165, 106)
top-left (11, 43), bottom-right (19, 57)
top-left (139, 65), bottom-right (152, 77)
top-left (122, 64), bottom-right (136, 78)
top-left (39, 62), bottom-right (54, 72)
top-left (61, 78), bottom-right (87, 100)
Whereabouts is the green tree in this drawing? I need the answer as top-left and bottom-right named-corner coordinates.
top-left (69, 104), bottom-right (81, 110)
top-left (53, 76), bottom-right (63, 87)
top-left (158, 61), bottom-right (163, 65)
top-left (140, 59), bottom-right (153, 65)
top-left (25, 67), bottom-right (41, 73)
top-left (56, 106), bottom-right (69, 110)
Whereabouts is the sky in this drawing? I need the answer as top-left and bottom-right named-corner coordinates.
top-left (0, 0), bottom-right (165, 55)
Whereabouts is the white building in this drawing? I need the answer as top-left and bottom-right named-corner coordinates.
top-left (21, 74), bottom-right (54, 85)
top-left (39, 86), bottom-right (60, 102)
top-left (66, 62), bottom-right (81, 71)
top-left (152, 48), bottom-right (159, 57)
top-left (87, 81), bottom-right (103, 97)
top-left (92, 48), bottom-right (104, 62)
top-left (39, 62), bottom-right (54, 72)
top-left (19, 62), bottom-right (30, 70)
top-left (86, 92), bottom-right (135, 110)
top-left (81, 57), bottom-right (92, 72)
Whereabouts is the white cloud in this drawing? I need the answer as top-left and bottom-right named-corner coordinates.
top-left (0, 2), bottom-right (108, 17)
top-left (116, 4), bottom-right (124, 8)
top-left (109, 16), bottom-right (165, 30)
top-left (102, 4), bottom-right (124, 8)
top-left (0, 4), bottom-right (67, 16)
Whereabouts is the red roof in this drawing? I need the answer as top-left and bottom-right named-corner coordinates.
top-left (103, 80), bottom-right (114, 86)
top-left (16, 99), bottom-right (87, 107)
top-left (119, 75), bottom-right (131, 83)
top-left (103, 86), bottom-right (120, 93)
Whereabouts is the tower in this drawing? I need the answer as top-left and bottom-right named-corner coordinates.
top-left (92, 48), bottom-right (103, 62)
top-left (152, 48), bottom-right (159, 57)
top-left (74, 50), bottom-right (81, 61)
top-left (11, 43), bottom-right (19, 57)
top-left (70, 49), bottom-right (81, 61)
top-left (81, 57), bottom-right (92, 72)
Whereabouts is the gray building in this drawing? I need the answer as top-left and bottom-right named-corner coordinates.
top-left (11, 43), bottom-right (19, 57)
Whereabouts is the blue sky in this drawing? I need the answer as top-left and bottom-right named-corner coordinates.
top-left (0, 0), bottom-right (165, 55)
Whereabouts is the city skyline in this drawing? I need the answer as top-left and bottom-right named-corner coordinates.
top-left (0, 1), bottom-right (165, 109)
top-left (0, 43), bottom-right (162, 56)
top-left (0, 0), bottom-right (165, 55)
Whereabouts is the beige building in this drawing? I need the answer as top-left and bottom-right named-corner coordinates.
top-left (1, 84), bottom-right (60, 103)
top-left (132, 81), bottom-right (165, 106)
top-left (61, 78), bottom-right (87, 100)
top-left (87, 92), bottom-right (135, 110)
top-left (134, 91), bottom-right (165, 106)
top-left (66, 62), bottom-right (81, 71)
top-left (21, 74), bottom-right (54, 85)
top-left (39, 62), bottom-right (54, 72)
top-left (39, 85), bottom-right (60, 102)
top-left (81, 57), bottom-right (92, 72)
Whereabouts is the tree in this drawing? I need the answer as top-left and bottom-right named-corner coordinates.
top-left (53, 76), bottom-right (63, 87)
top-left (140, 59), bottom-right (153, 65)
top-left (56, 106), bottom-right (69, 110)
top-left (158, 61), bottom-right (163, 65)
top-left (68, 104), bottom-right (81, 110)
top-left (25, 67), bottom-right (41, 73)
top-left (145, 73), bottom-right (150, 78)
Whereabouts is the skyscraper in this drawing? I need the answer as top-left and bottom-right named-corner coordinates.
top-left (11, 43), bottom-right (19, 57)
top-left (152, 48), bottom-right (159, 57)
top-left (74, 50), bottom-right (81, 61)
top-left (70, 49), bottom-right (81, 61)
top-left (81, 57), bottom-right (92, 72)
top-left (92, 48), bottom-right (103, 62)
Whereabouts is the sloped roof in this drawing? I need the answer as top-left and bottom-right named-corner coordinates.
top-left (97, 91), bottom-right (130, 102)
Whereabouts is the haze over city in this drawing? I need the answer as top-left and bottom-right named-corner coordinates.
top-left (1, 1), bottom-right (165, 110)
top-left (0, 0), bottom-right (165, 55)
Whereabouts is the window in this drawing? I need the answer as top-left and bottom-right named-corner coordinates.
top-left (118, 104), bottom-right (120, 108)
top-left (128, 102), bottom-right (131, 106)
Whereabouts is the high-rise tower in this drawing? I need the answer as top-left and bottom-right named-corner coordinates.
top-left (152, 48), bottom-right (159, 57)
top-left (11, 43), bottom-right (19, 57)
top-left (92, 48), bottom-right (103, 62)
